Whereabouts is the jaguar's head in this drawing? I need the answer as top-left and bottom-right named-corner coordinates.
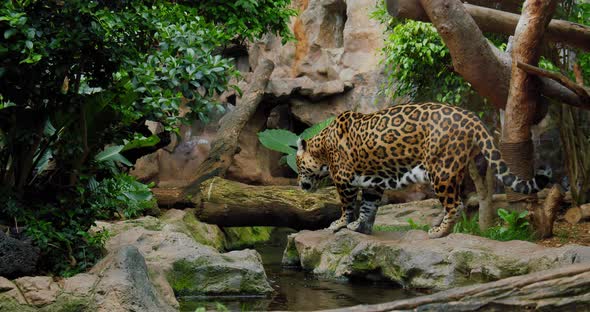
top-left (296, 138), bottom-right (329, 192)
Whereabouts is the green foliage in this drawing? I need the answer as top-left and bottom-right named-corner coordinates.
top-left (453, 209), bottom-right (534, 242)
top-left (257, 117), bottom-right (335, 172)
top-left (0, 0), bottom-right (295, 275)
top-left (372, 3), bottom-right (472, 105)
top-left (88, 173), bottom-right (156, 220)
top-left (191, 0), bottom-right (297, 44)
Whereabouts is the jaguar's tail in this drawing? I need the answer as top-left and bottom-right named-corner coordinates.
top-left (476, 132), bottom-right (550, 194)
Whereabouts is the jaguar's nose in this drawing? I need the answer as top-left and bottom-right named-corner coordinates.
top-left (301, 182), bottom-right (311, 190)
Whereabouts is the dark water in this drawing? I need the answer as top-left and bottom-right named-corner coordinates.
top-left (179, 228), bottom-right (413, 311)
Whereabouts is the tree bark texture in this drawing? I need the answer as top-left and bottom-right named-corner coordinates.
top-left (468, 161), bottom-right (496, 231)
top-left (194, 177), bottom-right (340, 230)
top-left (503, 0), bottom-right (557, 143)
top-left (322, 263), bottom-right (590, 312)
top-left (177, 59), bottom-right (275, 199)
top-left (564, 203), bottom-right (590, 224)
top-left (386, 0), bottom-right (590, 110)
top-left (529, 184), bottom-right (561, 238)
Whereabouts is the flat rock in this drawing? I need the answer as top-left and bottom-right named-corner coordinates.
top-left (375, 199), bottom-right (442, 228)
top-left (283, 229), bottom-right (590, 290)
top-left (0, 276), bottom-right (26, 305)
top-left (63, 273), bottom-right (98, 296)
top-left (13, 276), bottom-right (60, 307)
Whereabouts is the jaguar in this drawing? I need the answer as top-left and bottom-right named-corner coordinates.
top-left (295, 102), bottom-right (549, 238)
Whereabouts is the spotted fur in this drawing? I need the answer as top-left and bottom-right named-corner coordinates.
top-left (296, 102), bottom-right (550, 238)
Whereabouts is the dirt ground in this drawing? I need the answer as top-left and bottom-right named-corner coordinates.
top-left (538, 220), bottom-right (590, 247)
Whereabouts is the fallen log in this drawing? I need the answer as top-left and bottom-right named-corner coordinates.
top-left (320, 263), bottom-right (590, 312)
top-left (194, 177), bottom-right (341, 230)
top-left (565, 203), bottom-right (590, 224)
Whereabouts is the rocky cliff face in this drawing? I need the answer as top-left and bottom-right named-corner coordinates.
top-left (132, 0), bottom-right (391, 186)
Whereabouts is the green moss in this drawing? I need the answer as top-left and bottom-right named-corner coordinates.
top-left (127, 216), bottom-right (164, 231)
top-left (282, 236), bottom-right (300, 266)
top-left (167, 257), bottom-right (272, 296)
top-left (181, 212), bottom-right (225, 251)
top-left (223, 227), bottom-right (274, 250)
top-left (168, 259), bottom-right (198, 296)
top-left (40, 295), bottom-right (94, 312)
top-left (0, 296), bottom-right (37, 312)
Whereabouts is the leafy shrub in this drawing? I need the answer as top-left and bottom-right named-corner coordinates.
top-left (453, 209), bottom-right (534, 241)
top-left (257, 117), bottom-right (335, 172)
top-left (88, 174), bottom-right (156, 220)
top-left (371, 6), bottom-right (472, 105)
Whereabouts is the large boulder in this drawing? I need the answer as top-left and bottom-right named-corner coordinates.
top-left (0, 231), bottom-right (39, 278)
top-left (283, 229), bottom-right (590, 290)
top-left (92, 246), bottom-right (175, 312)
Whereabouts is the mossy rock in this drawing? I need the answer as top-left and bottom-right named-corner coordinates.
top-left (281, 233), bottom-right (300, 266)
top-left (167, 250), bottom-right (273, 296)
top-left (159, 209), bottom-right (226, 251)
top-left (223, 226), bottom-right (274, 250)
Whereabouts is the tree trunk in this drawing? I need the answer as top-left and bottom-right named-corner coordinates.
top-left (502, 0), bottom-right (557, 237)
top-left (530, 184), bottom-right (561, 238)
top-left (325, 263), bottom-right (590, 312)
top-left (564, 204), bottom-right (590, 224)
top-left (387, 1), bottom-right (590, 50)
top-left (468, 160), bottom-right (496, 231)
top-left (386, 0), bottom-right (590, 110)
top-left (170, 59), bottom-right (274, 200)
top-left (194, 177), bottom-right (340, 230)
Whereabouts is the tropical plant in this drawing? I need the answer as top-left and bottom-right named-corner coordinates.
top-left (0, 0), bottom-right (295, 275)
top-left (453, 209), bottom-right (534, 241)
top-left (258, 117), bottom-right (335, 172)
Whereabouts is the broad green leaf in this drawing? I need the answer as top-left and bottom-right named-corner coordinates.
top-left (95, 145), bottom-right (132, 166)
top-left (122, 134), bottom-right (161, 151)
top-left (286, 153), bottom-right (297, 173)
top-left (95, 145), bottom-right (125, 162)
top-left (299, 116), bottom-right (335, 140)
top-left (257, 129), bottom-right (298, 154)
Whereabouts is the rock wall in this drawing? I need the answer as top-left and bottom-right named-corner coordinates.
top-left (132, 0), bottom-right (391, 186)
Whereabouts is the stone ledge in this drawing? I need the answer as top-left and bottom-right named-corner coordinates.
top-left (282, 229), bottom-right (590, 290)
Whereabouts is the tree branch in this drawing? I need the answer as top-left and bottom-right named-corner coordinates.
top-left (387, 0), bottom-right (589, 110)
top-left (517, 61), bottom-right (590, 105)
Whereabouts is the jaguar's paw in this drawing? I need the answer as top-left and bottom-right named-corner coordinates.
top-left (328, 218), bottom-right (347, 232)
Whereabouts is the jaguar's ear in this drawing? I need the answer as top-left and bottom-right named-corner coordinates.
top-left (297, 138), bottom-right (307, 155)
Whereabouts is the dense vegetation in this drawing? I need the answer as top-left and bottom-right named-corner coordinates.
top-left (0, 0), bottom-right (295, 275)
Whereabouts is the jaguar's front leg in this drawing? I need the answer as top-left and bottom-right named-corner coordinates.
top-left (328, 184), bottom-right (357, 232)
top-left (347, 188), bottom-right (383, 234)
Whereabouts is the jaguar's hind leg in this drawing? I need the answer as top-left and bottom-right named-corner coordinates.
top-left (347, 188), bottom-right (383, 234)
top-left (428, 172), bottom-right (465, 239)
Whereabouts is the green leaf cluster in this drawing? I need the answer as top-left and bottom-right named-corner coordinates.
top-left (376, 13), bottom-right (472, 105)
top-left (453, 209), bottom-right (534, 242)
top-left (257, 117), bottom-right (335, 172)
